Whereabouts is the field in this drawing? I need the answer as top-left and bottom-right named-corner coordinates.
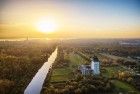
top-left (101, 65), bottom-right (140, 94)
top-left (102, 66), bottom-right (125, 78)
top-left (100, 53), bottom-right (138, 62)
top-left (113, 80), bottom-right (140, 93)
top-left (50, 52), bottom-right (87, 82)
top-left (50, 68), bottom-right (72, 82)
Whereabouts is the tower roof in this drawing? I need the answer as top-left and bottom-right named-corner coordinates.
top-left (92, 56), bottom-right (99, 62)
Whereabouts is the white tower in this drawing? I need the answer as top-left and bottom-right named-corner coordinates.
top-left (91, 57), bottom-right (100, 75)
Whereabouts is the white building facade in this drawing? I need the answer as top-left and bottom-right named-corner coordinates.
top-left (80, 56), bottom-right (100, 75)
top-left (80, 65), bottom-right (92, 75)
top-left (91, 57), bottom-right (100, 75)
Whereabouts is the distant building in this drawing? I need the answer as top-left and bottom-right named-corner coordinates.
top-left (80, 65), bottom-right (92, 75)
top-left (80, 56), bottom-right (100, 75)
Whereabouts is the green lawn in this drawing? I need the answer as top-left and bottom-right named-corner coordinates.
top-left (113, 80), bottom-right (140, 94)
top-left (68, 52), bottom-right (87, 70)
top-left (103, 66), bottom-right (125, 78)
top-left (102, 66), bottom-right (140, 94)
top-left (50, 52), bottom-right (88, 82)
top-left (100, 53), bottom-right (136, 62)
top-left (50, 68), bottom-right (72, 82)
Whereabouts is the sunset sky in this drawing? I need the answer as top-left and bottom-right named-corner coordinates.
top-left (0, 0), bottom-right (140, 38)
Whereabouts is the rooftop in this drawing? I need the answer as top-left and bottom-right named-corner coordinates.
top-left (92, 56), bottom-right (99, 62)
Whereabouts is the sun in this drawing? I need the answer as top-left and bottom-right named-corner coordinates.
top-left (36, 18), bottom-right (57, 33)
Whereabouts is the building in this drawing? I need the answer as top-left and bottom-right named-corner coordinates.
top-left (91, 56), bottom-right (100, 75)
top-left (80, 56), bottom-right (100, 75)
top-left (80, 65), bottom-right (92, 75)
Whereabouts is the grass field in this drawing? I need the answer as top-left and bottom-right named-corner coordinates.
top-left (50, 68), bottom-right (72, 82)
top-left (68, 52), bottom-right (87, 69)
top-left (103, 66), bottom-right (125, 78)
top-left (50, 52), bottom-right (88, 82)
top-left (103, 66), bottom-right (140, 94)
top-left (113, 80), bottom-right (140, 94)
top-left (100, 53), bottom-right (137, 62)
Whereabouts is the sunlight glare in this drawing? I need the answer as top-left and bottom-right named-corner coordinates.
top-left (36, 17), bottom-right (57, 33)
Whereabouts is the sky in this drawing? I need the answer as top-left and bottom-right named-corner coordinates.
top-left (0, 0), bottom-right (140, 38)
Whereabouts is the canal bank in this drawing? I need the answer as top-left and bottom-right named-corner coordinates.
top-left (24, 48), bottom-right (58, 94)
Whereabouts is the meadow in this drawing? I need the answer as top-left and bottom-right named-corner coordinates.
top-left (50, 51), bottom-right (87, 82)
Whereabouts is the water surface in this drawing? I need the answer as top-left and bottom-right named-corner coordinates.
top-left (24, 48), bottom-right (57, 94)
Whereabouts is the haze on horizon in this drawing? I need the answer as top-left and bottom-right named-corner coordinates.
top-left (0, 0), bottom-right (140, 39)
